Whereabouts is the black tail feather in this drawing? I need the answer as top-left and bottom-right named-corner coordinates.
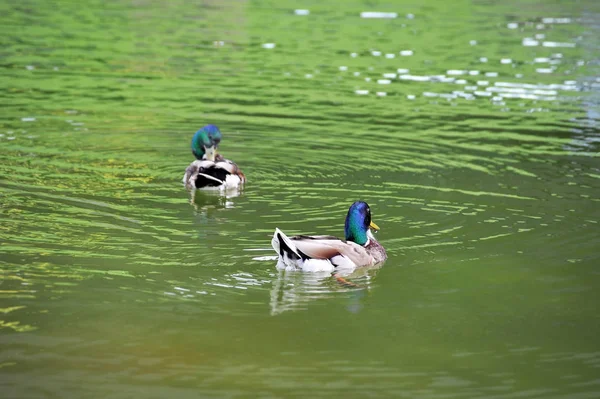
top-left (277, 233), bottom-right (300, 260)
top-left (194, 167), bottom-right (229, 188)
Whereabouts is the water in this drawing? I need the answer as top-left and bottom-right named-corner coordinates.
top-left (1, 0), bottom-right (599, 397)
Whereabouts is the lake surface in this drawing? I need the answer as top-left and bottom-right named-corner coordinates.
top-left (1, 0), bottom-right (599, 397)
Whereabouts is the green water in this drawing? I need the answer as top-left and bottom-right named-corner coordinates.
top-left (1, 0), bottom-right (600, 397)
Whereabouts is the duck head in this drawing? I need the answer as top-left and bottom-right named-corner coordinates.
top-left (344, 201), bottom-right (380, 246)
top-left (191, 124), bottom-right (222, 161)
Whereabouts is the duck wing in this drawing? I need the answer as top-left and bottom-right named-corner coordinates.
top-left (215, 158), bottom-right (246, 181)
top-left (293, 236), bottom-right (374, 267)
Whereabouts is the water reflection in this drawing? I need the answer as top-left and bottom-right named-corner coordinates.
top-left (188, 186), bottom-right (242, 212)
top-left (269, 264), bottom-right (383, 315)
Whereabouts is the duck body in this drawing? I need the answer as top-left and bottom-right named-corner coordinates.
top-left (183, 155), bottom-right (245, 190)
top-left (271, 201), bottom-right (387, 272)
top-left (182, 125), bottom-right (245, 190)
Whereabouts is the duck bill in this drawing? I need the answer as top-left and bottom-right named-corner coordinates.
top-left (369, 221), bottom-right (380, 231)
top-left (204, 145), bottom-right (217, 161)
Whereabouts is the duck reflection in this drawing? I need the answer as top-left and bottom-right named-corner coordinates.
top-left (189, 185), bottom-right (243, 211)
top-left (187, 187), bottom-right (244, 229)
top-left (268, 263), bottom-right (384, 315)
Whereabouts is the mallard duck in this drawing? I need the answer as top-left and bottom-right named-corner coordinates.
top-left (271, 201), bottom-right (387, 272)
top-left (182, 124), bottom-right (245, 190)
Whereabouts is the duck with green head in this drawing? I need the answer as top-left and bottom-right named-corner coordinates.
top-left (182, 124), bottom-right (245, 190)
top-left (271, 201), bottom-right (387, 272)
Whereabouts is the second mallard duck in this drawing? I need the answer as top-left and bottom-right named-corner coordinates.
top-left (271, 201), bottom-right (387, 272)
top-left (182, 124), bottom-right (246, 190)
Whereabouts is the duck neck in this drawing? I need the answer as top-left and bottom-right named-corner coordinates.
top-left (345, 220), bottom-right (369, 246)
top-left (192, 131), bottom-right (209, 160)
